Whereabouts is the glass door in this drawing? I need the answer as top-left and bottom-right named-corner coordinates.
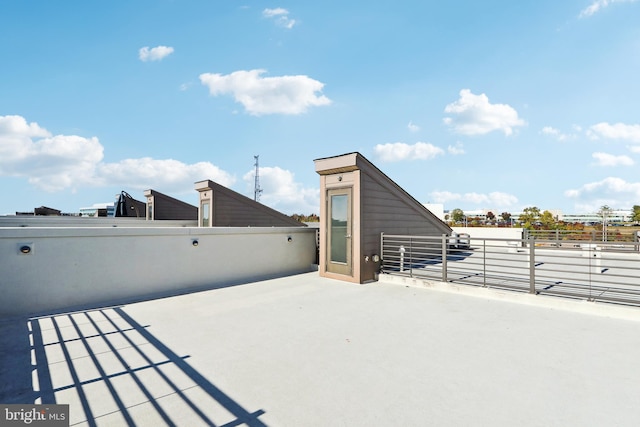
top-left (327, 188), bottom-right (352, 275)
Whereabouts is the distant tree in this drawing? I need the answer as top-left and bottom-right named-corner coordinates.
top-left (451, 208), bottom-right (465, 223)
top-left (501, 212), bottom-right (512, 223)
top-left (486, 211), bottom-right (496, 222)
top-left (518, 206), bottom-right (541, 229)
top-left (566, 222), bottom-right (584, 231)
top-left (540, 210), bottom-right (557, 229)
top-left (632, 205), bottom-right (640, 222)
top-left (290, 213), bottom-right (320, 223)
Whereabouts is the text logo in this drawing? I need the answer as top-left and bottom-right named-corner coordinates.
top-left (1, 405), bottom-right (69, 427)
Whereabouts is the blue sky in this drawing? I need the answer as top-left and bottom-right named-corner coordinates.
top-left (1, 0), bottom-right (640, 216)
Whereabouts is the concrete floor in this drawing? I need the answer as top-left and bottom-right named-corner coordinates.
top-left (2, 272), bottom-right (640, 426)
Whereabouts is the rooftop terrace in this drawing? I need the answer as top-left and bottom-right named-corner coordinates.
top-left (2, 272), bottom-right (639, 426)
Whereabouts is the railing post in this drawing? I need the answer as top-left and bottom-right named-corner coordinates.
top-left (409, 237), bottom-right (413, 277)
top-left (399, 245), bottom-right (405, 272)
top-left (529, 237), bottom-right (536, 294)
top-left (483, 239), bottom-right (486, 287)
top-left (442, 234), bottom-right (448, 282)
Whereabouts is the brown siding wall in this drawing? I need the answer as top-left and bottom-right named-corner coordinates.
top-left (196, 180), bottom-right (304, 228)
top-left (153, 193), bottom-right (198, 220)
top-left (362, 173), bottom-right (445, 244)
top-left (360, 172), bottom-right (447, 282)
top-left (212, 192), bottom-right (303, 227)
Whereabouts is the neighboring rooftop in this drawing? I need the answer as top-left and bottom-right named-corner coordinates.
top-left (2, 272), bottom-right (639, 426)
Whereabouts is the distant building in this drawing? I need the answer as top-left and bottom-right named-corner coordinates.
top-left (34, 206), bottom-right (62, 216)
top-left (443, 207), bottom-right (632, 224)
top-left (80, 202), bottom-right (115, 217)
top-left (16, 206), bottom-right (64, 216)
top-left (562, 209), bottom-right (631, 224)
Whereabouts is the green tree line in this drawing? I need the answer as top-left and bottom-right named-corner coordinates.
top-left (447, 205), bottom-right (640, 230)
top-left (290, 213), bottom-right (320, 223)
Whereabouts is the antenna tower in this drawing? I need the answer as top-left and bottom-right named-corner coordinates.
top-left (253, 155), bottom-right (263, 202)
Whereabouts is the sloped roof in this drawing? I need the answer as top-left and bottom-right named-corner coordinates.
top-left (194, 180), bottom-right (305, 227)
top-left (314, 152), bottom-right (451, 234)
top-left (143, 189), bottom-right (197, 220)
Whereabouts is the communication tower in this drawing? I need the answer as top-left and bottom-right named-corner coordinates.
top-left (254, 155), bottom-right (263, 202)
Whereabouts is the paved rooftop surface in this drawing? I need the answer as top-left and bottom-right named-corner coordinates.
top-left (2, 272), bottom-right (640, 426)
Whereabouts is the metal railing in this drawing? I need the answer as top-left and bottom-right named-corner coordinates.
top-left (524, 228), bottom-right (640, 243)
top-left (381, 233), bottom-right (640, 306)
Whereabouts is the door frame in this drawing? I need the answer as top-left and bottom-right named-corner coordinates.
top-left (326, 187), bottom-right (353, 276)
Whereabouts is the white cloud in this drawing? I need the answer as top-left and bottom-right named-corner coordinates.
top-left (0, 115), bottom-right (103, 191)
top-left (579, 0), bottom-right (638, 18)
top-left (592, 152), bottom-right (635, 167)
top-left (430, 190), bottom-right (518, 207)
top-left (443, 89), bottom-right (525, 136)
top-left (565, 177), bottom-right (640, 211)
top-left (243, 166), bottom-right (319, 214)
top-left (97, 158), bottom-right (235, 192)
top-left (373, 142), bottom-right (444, 162)
top-left (263, 8), bottom-right (296, 29)
top-left (200, 69), bottom-right (331, 115)
top-left (541, 126), bottom-right (576, 142)
top-left (0, 115), bottom-right (234, 194)
top-left (586, 122), bottom-right (640, 143)
top-left (447, 142), bottom-right (465, 155)
top-left (407, 121), bottom-right (420, 132)
top-left (628, 145), bottom-right (640, 153)
top-left (139, 45), bottom-right (174, 62)
top-left (0, 114), bottom-right (50, 138)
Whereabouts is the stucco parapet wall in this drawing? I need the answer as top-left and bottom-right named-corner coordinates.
top-left (0, 226), bottom-right (313, 239)
top-left (0, 216), bottom-right (196, 228)
top-left (1, 226), bottom-right (317, 318)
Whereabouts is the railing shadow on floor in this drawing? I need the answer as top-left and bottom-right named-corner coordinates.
top-left (0, 307), bottom-right (267, 427)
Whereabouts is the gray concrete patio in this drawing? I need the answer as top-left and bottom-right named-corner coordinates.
top-left (2, 272), bottom-right (640, 426)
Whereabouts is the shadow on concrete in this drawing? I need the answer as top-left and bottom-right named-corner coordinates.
top-left (0, 307), bottom-right (267, 426)
top-left (382, 250), bottom-right (474, 274)
top-left (12, 270), bottom-right (316, 321)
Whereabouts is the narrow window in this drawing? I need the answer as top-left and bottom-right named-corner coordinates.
top-left (201, 201), bottom-right (210, 227)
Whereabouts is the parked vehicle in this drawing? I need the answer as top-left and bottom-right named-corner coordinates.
top-left (448, 232), bottom-right (470, 249)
